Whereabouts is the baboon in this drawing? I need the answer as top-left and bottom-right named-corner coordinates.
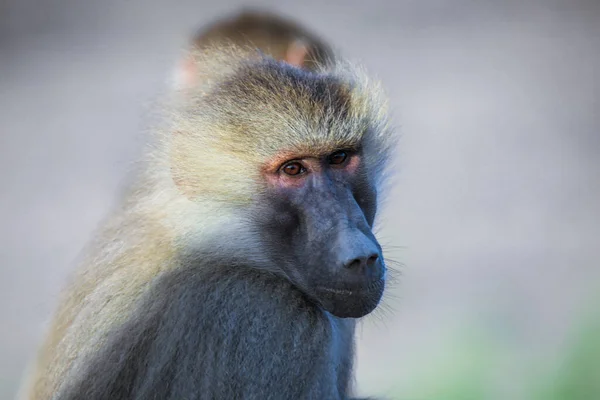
top-left (174, 10), bottom-right (334, 88)
top-left (21, 40), bottom-right (395, 400)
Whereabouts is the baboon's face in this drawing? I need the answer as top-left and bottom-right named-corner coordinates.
top-left (257, 148), bottom-right (386, 318)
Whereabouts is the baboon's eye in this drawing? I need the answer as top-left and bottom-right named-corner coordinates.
top-left (328, 150), bottom-right (348, 165)
top-left (282, 162), bottom-right (306, 176)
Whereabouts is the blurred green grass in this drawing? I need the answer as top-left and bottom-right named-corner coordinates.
top-left (392, 294), bottom-right (600, 400)
top-left (534, 306), bottom-right (600, 400)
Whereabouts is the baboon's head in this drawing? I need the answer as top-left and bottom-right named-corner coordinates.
top-left (170, 51), bottom-right (394, 318)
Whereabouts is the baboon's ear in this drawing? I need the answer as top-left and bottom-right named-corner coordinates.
top-left (172, 54), bottom-right (198, 89)
top-left (284, 40), bottom-right (309, 67)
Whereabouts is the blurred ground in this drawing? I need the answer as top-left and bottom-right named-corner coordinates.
top-left (1, 1), bottom-right (599, 399)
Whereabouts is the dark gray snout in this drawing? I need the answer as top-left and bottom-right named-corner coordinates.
top-left (260, 173), bottom-right (386, 318)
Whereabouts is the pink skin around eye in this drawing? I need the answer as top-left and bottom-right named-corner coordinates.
top-left (262, 152), bottom-right (361, 190)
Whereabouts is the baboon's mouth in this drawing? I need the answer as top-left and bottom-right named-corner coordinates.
top-left (317, 287), bottom-right (355, 296)
top-left (315, 278), bottom-right (385, 319)
top-left (317, 277), bottom-right (385, 297)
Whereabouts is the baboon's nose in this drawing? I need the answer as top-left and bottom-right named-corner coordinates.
top-left (345, 253), bottom-right (379, 272)
top-left (337, 231), bottom-right (383, 282)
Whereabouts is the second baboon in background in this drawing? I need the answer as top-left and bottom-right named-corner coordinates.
top-left (193, 10), bottom-right (334, 69)
top-left (174, 9), bottom-right (335, 87)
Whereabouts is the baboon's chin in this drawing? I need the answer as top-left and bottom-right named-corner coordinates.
top-left (316, 279), bottom-right (385, 319)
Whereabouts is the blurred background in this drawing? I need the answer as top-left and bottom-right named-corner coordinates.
top-left (1, 1), bottom-right (599, 399)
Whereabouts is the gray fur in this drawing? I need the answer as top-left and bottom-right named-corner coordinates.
top-left (57, 259), bottom-right (358, 400)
